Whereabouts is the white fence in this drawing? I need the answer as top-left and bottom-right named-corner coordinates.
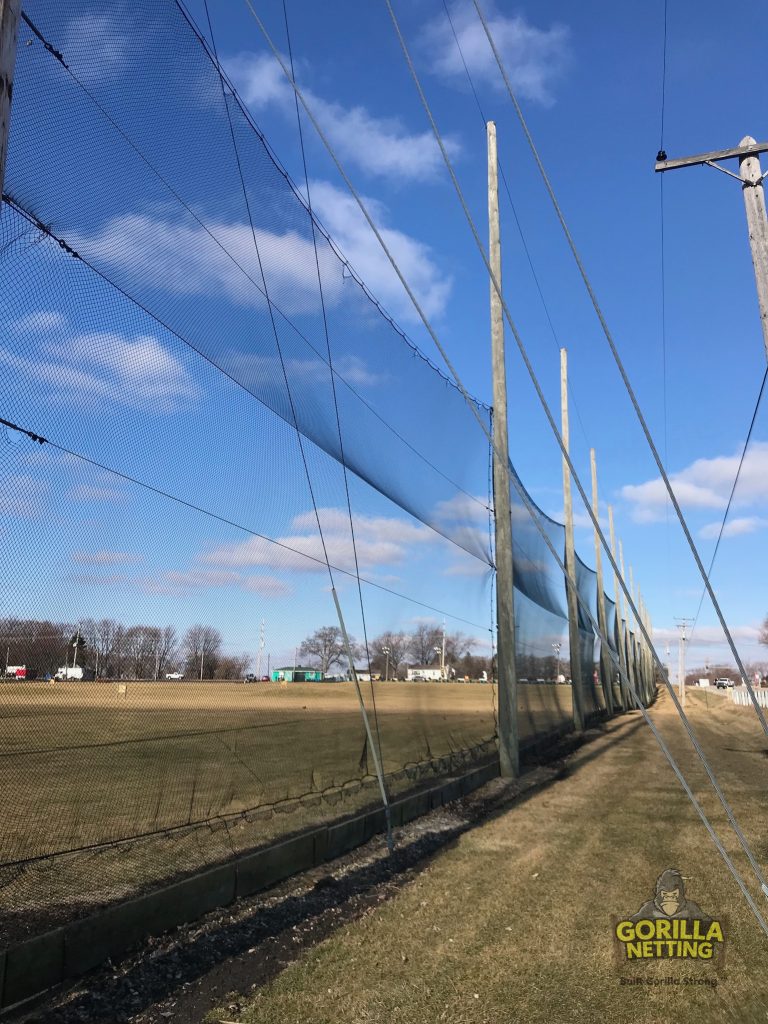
top-left (731, 686), bottom-right (768, 707)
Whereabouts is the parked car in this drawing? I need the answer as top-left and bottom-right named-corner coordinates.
top-left (165, 672), bottom-right (183, 680)
top-left (714, 677), bottom-right (734, 689)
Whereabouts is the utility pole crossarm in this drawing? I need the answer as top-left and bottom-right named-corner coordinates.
top-left (656, 135), bottom-right (768, 361)
top-left (655, 140), bottom-right (768, 173)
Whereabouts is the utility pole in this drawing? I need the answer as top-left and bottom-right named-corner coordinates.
top-left (560, 348), bottom-right (584, 730)
top-left (675, 618), bottom-right (694, 709)
top-left (590, 449), bottom-right (614, 716)
top-left (656, 138), bottom-right (768, 360)
top-left (200, 650), bottom-right (204, 682)
top-left (256, 618), bottom-right (265, 680)
top-left (487, 120), bottom-right (518, 777)
top-left (0, 0), bottom-right (20, 202)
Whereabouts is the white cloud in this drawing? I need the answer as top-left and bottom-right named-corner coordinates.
top-left (423, 2), bottom-right (570, 106)
top-left (622, 442), bottom-right (768, 524)
top-left (699, 516), bottom-right (768, 540)
top-left (1, 321), bottom-right (198, 411)
top-left (70, 189), bottom-right (451, 324)
top-left (63, 13), bottom-right (129, 84)
top-left (309, 180), bottom-right (452, 321)
top-left (226, 52), bottom-right (460, 181)
top-left (202, 505), bottom-right (435, 576)
top-left (13, 311), bottom-right (66, 333)
top-left (72, 550), bottom-right (141, 565)
top-left (73, 567), bottom-right (290, 597)
top-left (67, 484), bottom-right (127, 504)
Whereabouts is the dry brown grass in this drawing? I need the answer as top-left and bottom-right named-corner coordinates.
top-left (0, 679), bottom-right (569, 940)
top-left (223, 687), bottom-right (768, 1024)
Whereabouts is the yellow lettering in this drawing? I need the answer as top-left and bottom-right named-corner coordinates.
top-left (635, 920), bottom-right (654, 940)
top-left (706, 921), bottom-right (724, 943)
top-left (642, 941), bottom-right (654, 957)
top-left (625, 941), bottom-right (644, 959)
top-left (698, 941), bottom-right (713, 959)
top-left (616, 921), bottom-right (635, 942)
top-left (656, 919), bottom-right (670, 939)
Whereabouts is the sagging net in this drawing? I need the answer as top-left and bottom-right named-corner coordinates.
top-left (0, 0), bottom-right (651, 945)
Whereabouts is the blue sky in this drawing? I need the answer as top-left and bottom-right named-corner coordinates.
top-left (4, 0), bottom-right (768, 671)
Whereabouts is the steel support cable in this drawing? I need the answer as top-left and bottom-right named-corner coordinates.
top-left (241, 0), bottom-right (768, 904)
top-left (440, 0), bottom-right (590, 449)
top-left (16, 13), bottom-right (487, 521)
top-left (381, 0), bottom-right (768, 900)
top-left (691, 364), bottom-right (768, 636)
top-left (206, 0), bottom-right (395, 844)
top-left (282, 0), bottom-right (388, 818)
top-left (470, 0), bottom-right (768, 735)
top-left (0, 417), bottom-right (490, 631)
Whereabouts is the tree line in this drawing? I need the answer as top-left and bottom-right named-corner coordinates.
top-left (298, 624), bottom-right (491, 679)
top-left (0, 617), bottom-right (494, 682)
top-left (0, 618), bottom-right (250, 680)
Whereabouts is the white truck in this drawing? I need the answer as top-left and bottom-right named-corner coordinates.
top-left (54, 666), bottom-right (95, 681)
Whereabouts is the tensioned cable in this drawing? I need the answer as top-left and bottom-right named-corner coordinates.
top-left (381, 0), bottom-right (768, 898)
top-left (0, 416), bottom-right (489, 631)
top-left (690, 364), bottom-right (768, 636)
top-left (470, 0), bottom-right (768, 734)
top-left (281, 0), bottom-right (387, 790)
top-left (440, 0), bottom-right (590, 450)
top-left (17, 11), bottom-right (488, 521)
top-left (244, 0), bottom-right (768, 908)
top-left (658, 0), bottom-right (671, 592)
top-left (3, 194), bottom-right (490, 565)
top-left (200, 8), bottom-right (395, 839)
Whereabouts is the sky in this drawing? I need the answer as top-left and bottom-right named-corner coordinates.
top-left (3, 0), bottom-right (768, 673)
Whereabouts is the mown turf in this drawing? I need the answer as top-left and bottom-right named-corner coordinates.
top-left (0, 679), bottom-right (571, 940)
top-left (219, 688), bottom-right (768, 1024)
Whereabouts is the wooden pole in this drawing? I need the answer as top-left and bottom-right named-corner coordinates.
top-left (487, 120), bottom-right (518, 777)
top-left (590, 449), bottom-right (613, 716)
top-left (608, 505), bottom-right (629, 710)
top-left (0, 0), bottom-right (20, 205)
top-left (739, 137), bottom-right (768, 360)
top-left (560, 348), bottom-right (585, 730)
top-left (619, 541), bottom-right (637, 704)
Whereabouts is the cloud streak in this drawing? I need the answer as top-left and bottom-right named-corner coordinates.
top-left (622, 442), bottom-right (768, 525)
top-left (423, 2), bottom-right (570, 106)
top-left (226, 51), bottom-right (461, 182)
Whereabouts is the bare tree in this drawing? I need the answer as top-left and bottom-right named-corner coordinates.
top-left (183, 625), bottom-right (223, 679)
top-left (370, 631), bottom-right (410, 678)
top-left (760, 615), bottom-right (768, 648)
top-left (408, 623), bottom-right (442, 665)
top-left (215, 653), bottom-right (251, 679)
top-left (299, 626), bottom-right (357, 676)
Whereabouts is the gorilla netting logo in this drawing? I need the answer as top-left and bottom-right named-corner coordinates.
top-left (615, 869), bottom-right (725, 961)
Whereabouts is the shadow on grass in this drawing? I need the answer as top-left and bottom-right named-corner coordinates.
top-left (26, 713), bottom-right (647, 1024)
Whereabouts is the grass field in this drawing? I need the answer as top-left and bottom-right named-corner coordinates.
top-left (218, 687), bottom-right (768, 1024)
top-left (0, 678), bottom-right (573, 943)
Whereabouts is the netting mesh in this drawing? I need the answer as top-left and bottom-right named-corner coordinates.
top-left (0, 0), bottom-right (653, 947)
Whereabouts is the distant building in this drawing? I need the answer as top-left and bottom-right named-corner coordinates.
top-left (270, 666), bottom-right (324, 683)
top-left (406, 664), bottom-right (446, 682)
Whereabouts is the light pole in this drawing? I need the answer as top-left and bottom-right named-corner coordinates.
top-left (433, 645), bottom-right (443, 681)
top-left (382, 645), bottom-right (391, 681)
top-left (552, 641), bottom-right (562, 683)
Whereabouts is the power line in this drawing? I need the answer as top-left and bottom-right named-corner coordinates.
top-left (691, 364), bottom-right (768, 636)
top-left (0, 415), bottom-right (491, 632)
top-left (245, 0), bottom-right (768, 924)
top-left (440, 0), bottom-right (591, 450)
top-left (469, 0), bottom-right (768, 738)
top-left (379, 0), bottom-right (768, 915)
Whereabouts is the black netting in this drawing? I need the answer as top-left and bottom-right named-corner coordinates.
top-left (0, 0), bottom-right (652, 947)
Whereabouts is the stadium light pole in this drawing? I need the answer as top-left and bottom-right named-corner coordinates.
top-left (487, 120), bottom-right (519, 777)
